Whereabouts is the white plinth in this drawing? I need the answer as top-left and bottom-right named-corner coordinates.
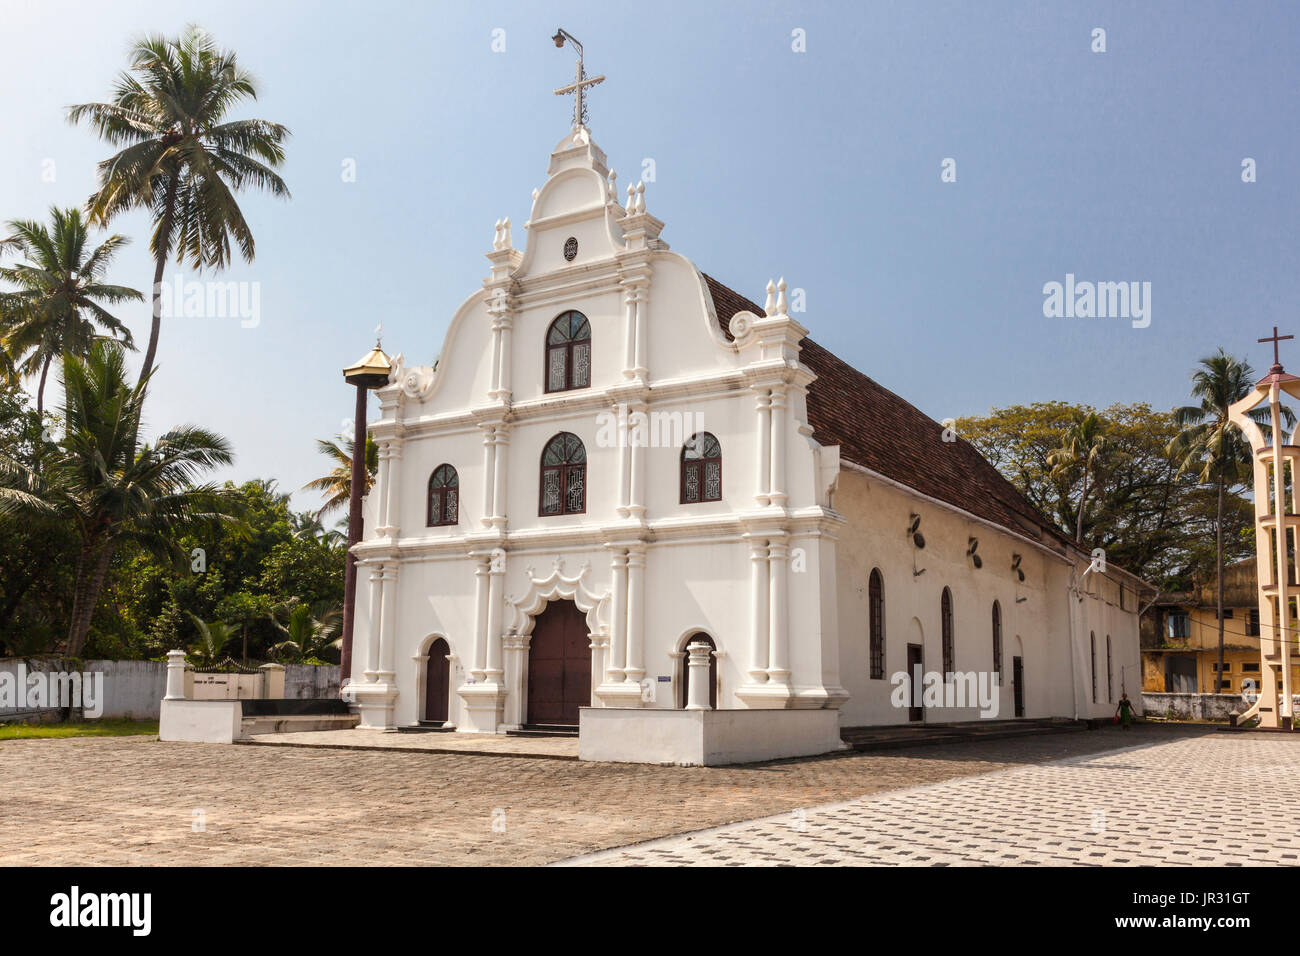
top-left (159, 699), bottom-right (244, 743)
top-left (578, 707), bottom-right (846, 766)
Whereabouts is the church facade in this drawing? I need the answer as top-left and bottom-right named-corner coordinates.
top-left (347, 124), bottom-right (1149, 743)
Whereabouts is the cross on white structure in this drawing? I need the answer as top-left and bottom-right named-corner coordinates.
top-left (552, 27), bottom-right (604, 131)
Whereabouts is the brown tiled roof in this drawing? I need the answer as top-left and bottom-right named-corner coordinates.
top-left (702, 273), bottom-right (1072, 553)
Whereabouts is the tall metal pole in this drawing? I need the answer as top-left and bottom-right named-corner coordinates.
top-left (339, 383), bottom-right (368, 690)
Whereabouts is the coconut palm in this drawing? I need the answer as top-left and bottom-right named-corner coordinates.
top-left (1047, 410), bottom-right (1109, 544)
top-left (68, 25), bottom-right (290, 386)
top-left (1168, 349), bottom-right (1288, 691)
top-left (301, 434), bottom-right (377, 525)
top-left (0, 341), bottom-right (240, 656)
top-left (0, 206), bottom-right (140, 418)
top-left (187, 613), bottom-right (236, 666)
top-left (268, 600), bottom-right (341, 663)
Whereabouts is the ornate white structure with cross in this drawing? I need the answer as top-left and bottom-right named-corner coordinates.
top-left (1229, 327), bottom-right (1299, 729)
top-left (345, 40), bottom-right (1149, 764)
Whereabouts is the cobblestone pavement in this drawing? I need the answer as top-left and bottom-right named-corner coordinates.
top-left (0, 724), bottom-right (1228, 866)
top-left (562, 730), bottom-right (1300, 866)
top-left (246, 728), bottom-right (580, 759)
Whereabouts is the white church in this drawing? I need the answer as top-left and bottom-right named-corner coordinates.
top-left (347, 47), bottom-right (1149, 764)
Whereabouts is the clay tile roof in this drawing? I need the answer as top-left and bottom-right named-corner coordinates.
top-left (702, 272), bottom-right (1072, 553)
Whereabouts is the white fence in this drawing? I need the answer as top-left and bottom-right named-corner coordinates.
top-left (0, 658), bottom-right (341, 721)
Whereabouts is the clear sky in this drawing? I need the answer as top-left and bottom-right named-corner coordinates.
top-left (1, 0), bottom-right (1292, 513)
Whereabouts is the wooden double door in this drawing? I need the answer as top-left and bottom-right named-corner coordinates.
top-left (527, 600), bottom-right (591, 726)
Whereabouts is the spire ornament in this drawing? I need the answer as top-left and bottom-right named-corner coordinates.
top-left (551, 28), bottom-right (605, 131)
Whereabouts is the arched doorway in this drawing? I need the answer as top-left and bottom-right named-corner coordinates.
top-left (424, 638), bottom-right (450, 724)
top-left (527, 600), bottom-right (591, 726)
top-left (678, 633), bottom-right (717, 709)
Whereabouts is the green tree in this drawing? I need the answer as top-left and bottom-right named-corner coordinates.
top-left (69, 25), bottom-right (289, 386)
top-left (0, 206), bottom-right (140, 417)
top-left (302, 434), bottom-right (377, 525)
top-left (1168, 350), bottom-right (1284, 691)
top-left (187, 613), bottom-right (236, 666)
top-left (0, 341), bottom-right (239, 656)
top-left (269, 601), bottom-right (341, 664)
top-left (1046, 410), bottom-right (1109, 544)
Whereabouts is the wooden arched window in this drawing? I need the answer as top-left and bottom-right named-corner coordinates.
top-left (680, 432), bottom-right (722, 503)
top-left (545, 311), bottom-right (591, 393)
top-left (869, 569), bottom-right (885, 680)
top-left (427, 464), bottom-right (459, 526)
top-left (941, 587), bottom-right (954, 676)
top-left (1090, 631), bottom-right (1097, 703)
top-left (991, 600), bottom-right (1003, 678)
top-left (540, 432), bottom-right (586, 515)
top-left (678, 633), bottom-right (718, 709)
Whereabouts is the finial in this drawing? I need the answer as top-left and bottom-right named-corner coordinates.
top-left (608, 169), bottom-right (617, 202)
top-left (625, 182), bottom-right (636, 215)
top-left (532, 186), bottom-right (540, 202)
top-left (374, 322), bottom-right (383, 348)
top-left (1260, 325), bottom-right (1295, 373)
top-left (764, 280), bottom-right (777, 317)
top-left (635, 181), bottom-right (646, 214)
top-left (552, 28), bottom-right (605, 131)
top-left (502, 217), bottom-right (512, 249)
top-left (492, 219), bottom-right (503, 251)
top-left (776, 277), bottom-right (788, 315)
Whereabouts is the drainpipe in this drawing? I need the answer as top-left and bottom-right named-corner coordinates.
top-left (1066, 564), bottom-right (1081, 721)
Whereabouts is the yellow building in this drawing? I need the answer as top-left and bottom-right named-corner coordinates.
top-left (1141, 559), bottom-right (1279, 695)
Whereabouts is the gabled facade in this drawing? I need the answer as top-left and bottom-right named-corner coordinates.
top-left (347, 126), bottom-right (1149, 742)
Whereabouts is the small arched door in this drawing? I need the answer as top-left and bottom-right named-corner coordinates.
top-left (424, 638), bottom-right (450, 723)
top-left (678, 633), bottom-right (718, 709)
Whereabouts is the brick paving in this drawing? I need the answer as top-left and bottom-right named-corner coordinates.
top-left (0, 723), bottom-right (1237, 866)
top-left (246, 728), bottom-right (580, 759)
top-left (563, 729), bottom-right (1300, 866)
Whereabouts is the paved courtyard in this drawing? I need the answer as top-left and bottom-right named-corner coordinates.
top-left (0, 723), bottom-right (1286, 866)
top-left (564, 730), bottom-right (1300, 866)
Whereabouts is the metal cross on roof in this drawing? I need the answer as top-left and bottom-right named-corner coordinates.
top-left (1259, 325), bottom-right (1294, 368)
top-left (552, 28), bottom-right (604, 131)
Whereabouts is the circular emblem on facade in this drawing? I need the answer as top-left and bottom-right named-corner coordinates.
top-left (563, 236), bottom-right (578, 261)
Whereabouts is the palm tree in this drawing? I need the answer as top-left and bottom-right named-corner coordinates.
top-left (68, 25), bottom-right (290, 386)
top-left (1047, 410), bottom-right (1109, 543)
top-left (0, 206), bottom-right (140, 418)
top-left (301, 434), bottom-right (377, 525)
top-left (1168, 349), bottom-right (1287, 691)
top-left (0, 341), bottom-right (240, 656)
top-left (187, 613), bottom-right (236, 666)
top-left (269, 601), bottom-right (341, 663)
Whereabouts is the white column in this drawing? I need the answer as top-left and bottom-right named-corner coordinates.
top-left (685, 642), bottom-right (713, 710)
top-left (607, 550), bottom-right (628, 682)
top-left (748, 538), bottom-right (770, 682)
top-left (377, 563), bottom-right (398, 679)
top-left (622, 287), bottom-right (637, 378)
top-left (625, 546), bottom-right (646, 683)
top-left (381, 440), bottom-right (402, 535)
top-left (375, 443), bottom-right (391, 532)
top-left (498, 315), bottom-right (513, 401)
top-left (164, 650), bottom-right (187, 700)
top-left (471, 555), bottom-right (489, 681)
top-left (485, 562), bottom-right (505, 684)
top-left (628, 405), bottom-right (647, 520)
top-left (491, 426), bottom-right (509, 525)
top-left (365, 564), bottom-right (382, 678)
top-left (768, 537), bottom-right (790, 685)
top-left (754, 387), bottom-right (771, 506)
top-left (617, 404), bottom-right (632, 517)
top-left (632, 289), bottom-right (648, 380)
top-left (770, 385), bottom-right (788, 507)
top-left (480, 425), bottom-right (497, 528)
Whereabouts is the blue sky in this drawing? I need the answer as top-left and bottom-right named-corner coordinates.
top-left (1, 0), bottom-right (1293, 513)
